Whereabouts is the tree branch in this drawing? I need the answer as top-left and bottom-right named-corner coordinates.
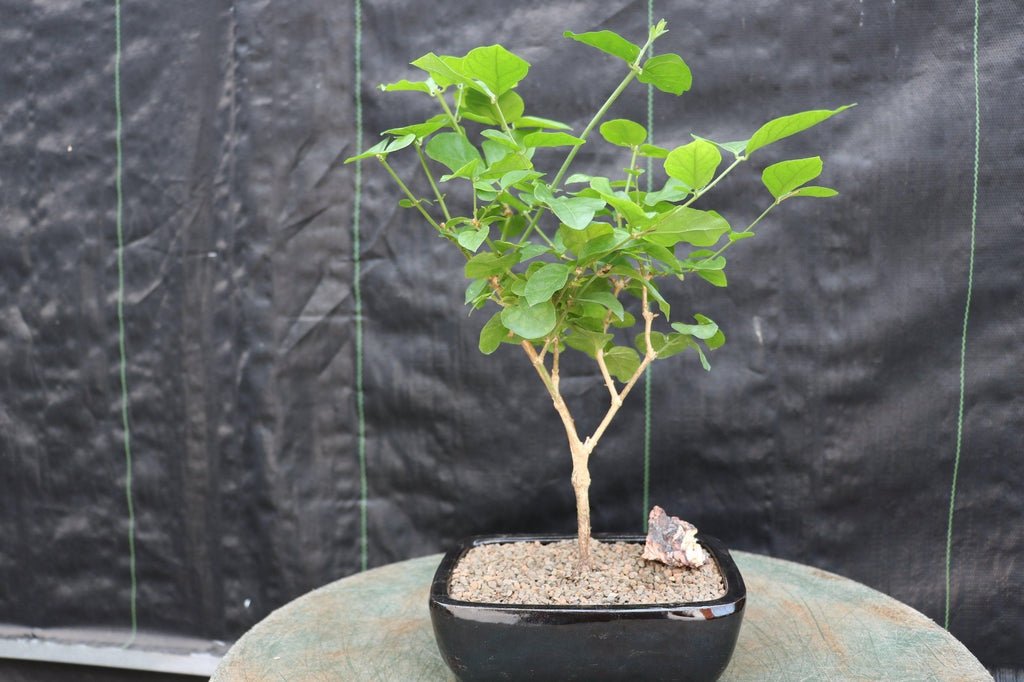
top-left (521, 340), bottom-right (583, 451)
top-left (583, 280), bottom-right (657, 455)
top-left (415, 142), bottom-right (451, 221)
top-left (595, 349), bottom-right (622, 406)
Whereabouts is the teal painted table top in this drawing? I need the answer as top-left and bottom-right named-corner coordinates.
top-left (212, 551), bottom-right (991, 681)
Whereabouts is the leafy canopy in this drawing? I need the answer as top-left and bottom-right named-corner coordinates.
top-left (345, 21), bottom-right (853, 376)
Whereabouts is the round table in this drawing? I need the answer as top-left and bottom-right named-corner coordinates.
top-left (212, 551), bottom-right (991, 681)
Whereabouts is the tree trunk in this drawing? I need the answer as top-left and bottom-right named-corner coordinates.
top-left (571, 455), bottom-right (592, 570)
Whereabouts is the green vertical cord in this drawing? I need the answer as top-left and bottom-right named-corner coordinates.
top-left (114, 0), bottom-right (138, 642)
top-left (641, 0), bottom-right (654, 532)
top-left (944, 0), bottom-right (980, 631)
top-left (353, 0), bottom-right (368, 573)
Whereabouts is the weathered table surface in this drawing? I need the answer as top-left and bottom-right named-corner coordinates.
top-left (212, 551), bottom-right (991, 681)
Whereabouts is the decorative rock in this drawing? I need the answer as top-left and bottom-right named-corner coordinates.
top-left (642, 505), bottom-right (708, 568)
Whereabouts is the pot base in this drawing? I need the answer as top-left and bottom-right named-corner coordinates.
top-left (428, 533), bottom-right (746, 682)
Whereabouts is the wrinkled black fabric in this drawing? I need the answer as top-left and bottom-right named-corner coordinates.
top-left (0, 0), bottom-right (1020, 671)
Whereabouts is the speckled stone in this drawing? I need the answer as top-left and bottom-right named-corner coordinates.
top-left (449, 539), bottom-right (725, 605)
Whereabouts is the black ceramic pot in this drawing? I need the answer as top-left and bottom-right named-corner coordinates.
top-left (429, 533), bottom-right (745, 682)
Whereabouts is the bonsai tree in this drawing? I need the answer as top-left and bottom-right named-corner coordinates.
top-left (346, 20), bottom-right (852, 570)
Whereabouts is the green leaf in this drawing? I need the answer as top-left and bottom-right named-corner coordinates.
top-left (671, 316), bottom-right (719, 339)
top-left (762, 156), bottom-right (823, 199)
top-left (589, 180), bottom-right (649, 226)
top-left (537, 188), bottom-right (606, 230)
top-left (518, 243), bottom-right (551, 261)
top-left (697, 270), bottom-right (727, 287)
top-left (496, 90), bottom-right (525, 122)
top-left (577, 291), bottom-right (624, 321)
top-left (343, 134), bottom-right (415, 164)
top-left (587, 177), bottom-right (614, 195)
top-left (645, 207), bottom-right (730, 247)
top-left (379, 79), bottom-right (435, 94)
top-left (637, 143), bottom-right (670, 158)
top-left (425, 133), bottom-right (483, 173)
top-left (462, 45), bottom-right (530, 96)
top-left (343, 138), bottom-right (390, 164)
top-left (501, 300), bottom-right (556, 339)
top-left (464, 278), bottom-right (489, 305)
top-left (564, 328), bottom-right (614, 358)
top-left (481, 141), bottom-right (509, 167)
top-left (637, 54), bottom-right (692, 95)
top-left (481, 129), bottom-right (520, 150)
top-left (718, 140), bottom-right (749, 156)
top-left (635, 331), bottom-right (693, 359)
top-left (522, 132), bottom-right (585, 148)
top-left (611, 310), bottom-right (636, 329)
top-left (684, 253), bottom-right (725, 271)
top-left (410, 53), bottom-right (468, 88)
top-left (694, 344), bottom-right (711, 371)
top-left (464, 251), bottom-right (520, 278)
top-left (563, 30), bottom-right (641, 64)
top-left (645, 243), bottom-right (682, 272)
top-left (461, 89), bottom-right (525, 125)
top-left (745, 104), bottom-right (856, 156)
top-left (478, 152), bottom-right (533, 179)
top-left (641, 278), bottom-right (671, 319)
top-left (603, 346), bottom-right (641, 382)
top-left (599, 119), bottom-right (647, 147)
top-left (787, 185), bottom-right (839, 198)
top-left (560, 222), bottom-right (613, 256)
top-left (643, 178), bottom-right (691, 205)
top-left (692, 134), bottom-right (749, 157)
top-left (664, 139), bottom-right (721, 191)
top-left (479, 313), bottom-right (510, 355)
top-left (515, 115), bottom-right (572, 130)
top-left (456, 226), bottom-right (490, 252)
top-left (439, 159), bottom-right (481, 182)
top-left (576, 232), bottom-right (623, 262)
top-left (499, 170), bottom-right (543, 190)
top-left (523, 263), bottom-right (571, 306)
top-left (385, 134), bottom-right (417, 154)
top-left (459, 88), bottom-right (501, 125)
top-left (695, 313), bottom-right (726, 350)
top-left (383, 115), bottom-right (449, 139)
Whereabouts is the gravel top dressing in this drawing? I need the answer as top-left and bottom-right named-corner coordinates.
top-left (449, 540), bottom-right (726, 606)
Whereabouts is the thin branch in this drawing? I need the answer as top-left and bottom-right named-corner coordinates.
top-left (552, 342), bottom-right (561, 393)
top-left (378, 157), bottom-right (442, 232)
top-left (583, 280), bottom-right (657, 455)
top-left (537, 335), bottom-right (553, 366)
top-left (435, 91), bottom-right (462, 135)
top-left (698, 199), bottom-right (779, 264)
top-left (680, 156), bottom-right (744, 209)
top-left (521, 340), bottom-right (556, 396)
top-left (595, 349), bottom-right (621, 406)
top-left (521, 340), bottom-right (583, 451)
top-left (415, 142), bottom-right (451, 221)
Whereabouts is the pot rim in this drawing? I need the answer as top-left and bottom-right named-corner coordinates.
top-left (430, 532), bottom-right (746, 619)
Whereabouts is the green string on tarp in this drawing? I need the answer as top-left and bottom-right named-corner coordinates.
top-left (642, 0), bottom-right (655, 533)
top-left (945, 0), bottom-right (980, 631)
top-left (353, 0), bottom-right (369, 573)
top-left (113, 0), bottom-right (138, 642)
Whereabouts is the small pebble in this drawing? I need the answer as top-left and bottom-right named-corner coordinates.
top-left (450, 540), bottom-right (725, 605)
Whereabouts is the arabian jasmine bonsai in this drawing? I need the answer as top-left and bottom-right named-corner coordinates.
top-left (346, 21), bottom-right (850, 572)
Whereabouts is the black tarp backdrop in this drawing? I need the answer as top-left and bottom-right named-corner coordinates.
top-left (1, 0), bottom-right (1020, 672)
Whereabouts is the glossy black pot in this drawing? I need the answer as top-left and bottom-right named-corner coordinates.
top-left (429, 533), bottom-right (745, 682)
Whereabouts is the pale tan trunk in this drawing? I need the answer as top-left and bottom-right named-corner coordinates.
top-left (570, 457), bottom-right (592, 569)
